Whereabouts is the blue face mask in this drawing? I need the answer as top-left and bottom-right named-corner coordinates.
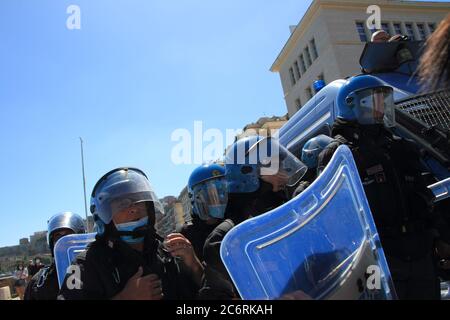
top-left (115, 216), bottom-right (148, 244)
top-left (208, 205), bottom-right (227, 219)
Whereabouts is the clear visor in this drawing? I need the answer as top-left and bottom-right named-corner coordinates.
top-left (252, 138), bottom-right (308, 187)
top-left (101, 192), bottom-right (164, 224)
top-left (192, 178), bottom-right (228, 221)
top-left (355, 87), bottom-right (394, 126)
top-left (93, 170), bottom-right (164, 224)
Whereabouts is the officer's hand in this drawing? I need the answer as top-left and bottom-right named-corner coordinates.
top-left (165, 233), bottom-right (204, 286)
top-left (113, 267), bottom-right (163, 300)
top-left (164, 233), bottom-right (199, 266)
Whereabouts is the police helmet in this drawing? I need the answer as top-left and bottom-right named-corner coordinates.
top-left (188, 163), bottom-right (228, 221)
top-left (47, 212), bottom-right (86, 251)
top-left (301, 135), bottom-right (335, 169)
top-left (90, 167), bottom-right (164, 236)
top-left (337, 75), bottom-right (395, 126)
top-left (225, 136), bottom-right (307, 193)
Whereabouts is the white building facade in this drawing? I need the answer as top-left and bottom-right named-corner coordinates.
top-left (270, 0), bottom-right (450, 117)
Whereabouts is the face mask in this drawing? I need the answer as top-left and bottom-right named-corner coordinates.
top-left (35, 260), bottom-right (40, 264)
top-left (208, 204), bottom-right (227, 219)
top-left (115, 216), bottom-right (148, 244)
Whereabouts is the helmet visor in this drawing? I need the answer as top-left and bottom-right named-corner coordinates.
top-left (92, 169), bottom-right (164, 225)
top-left (255, 138), bottom-right (308, 187)
top-left (355, 87), bottom-right (394, 125)
top-left (192, 177), bottom-right (228, 221)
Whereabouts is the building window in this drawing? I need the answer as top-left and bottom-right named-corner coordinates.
top-left (368, 26), bottom-right (377, 36)
top-left (294, 61), bottom-right (301, 80)
top-left (299, 54), bottom-right (307, 73)
top-left (295, 98), bottom-right (301, 110)
top-left (428, 23), bottom-right (436, 34)
top-left (310, 38), bottom-right (318, 60)
top-left (405, 23), bottom-right (416, 40)
top-left (289, 67), bottom-right (296, 86)
top-left (355, 22), bottom-right (367, 42)
top-left (305, 87), bottom-right (313, 101)
top-left (381, 22), bottom-right (390, 35)
top-left (304, 47), bottom-right (312, 68)
top-left (393, 23), bottom-right (402, 36)
top-left (416, 23), bottom-right (426, 40)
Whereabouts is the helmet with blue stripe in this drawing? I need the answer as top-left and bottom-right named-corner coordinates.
top-left (225, 135), bottom-right (308, 194)
top-left (188, 163), bottom-right (228, 221)
top-left (301, 135), bottom-right (335, 169)
top-left (337, 75), bottom-right (395, 126)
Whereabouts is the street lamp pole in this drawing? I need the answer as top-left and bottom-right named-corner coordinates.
top-left (79, 137), bottom-right (90, 232)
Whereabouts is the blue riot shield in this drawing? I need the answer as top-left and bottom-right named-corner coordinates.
top-left (54, 233), bottom-right (96, 288)
top-left (220, 145), bottom-right (397, 300)
top-left (428, 177), bottom-right (450, 203)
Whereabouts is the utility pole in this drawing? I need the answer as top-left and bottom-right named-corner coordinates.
top-left (79, 137), bottom-right (90, 232)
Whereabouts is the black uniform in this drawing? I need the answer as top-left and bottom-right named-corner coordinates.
top-left (58, 236), bottom-right (199, 300)
top-left (28, 263), bottom-right (43, 278)
top-left (199, 184), bottom-right (288, 300)
top-left (318, 119), bottom-right (447, 299)
top-left (199, 219), bottom-right (238, 300)
top-left (24, 264), bottom-right (59, 300)
top-left (180, 216), bottom-right (219, 262)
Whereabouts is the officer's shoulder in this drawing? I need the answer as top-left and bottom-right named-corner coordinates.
top-left (213, 219), bottom-right (235, 235)
top-left (389, 133), bottom-right (421, 155)
top-left (317, 139), bottom-right (341, 159)
top-left (75, 238), bottom-right (110, 263)
top-left (204, 219), bottom-right (235, 245)
top-left (202, 222), bottom-right (236, 266)
top-left (331, 134), bottom-right (349, 145)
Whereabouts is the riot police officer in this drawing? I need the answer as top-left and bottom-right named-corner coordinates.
top-left (317, 75), bottom-right (447, 300)
top-left (58, 168), bottom-right (202, 300)
top-left (24, 212), bottom-right (86, 300)
top-left (226, 135), bottom-right (307, 218)
top-left (291, 134), bottom-right (335, 198)
top-left (200, 136), bottom-right (307, 299)
top-left (180, 162), bottom-right (228, 262)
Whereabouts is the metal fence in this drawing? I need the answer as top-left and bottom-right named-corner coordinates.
top-left (396, 89), bottom-right (450, 132)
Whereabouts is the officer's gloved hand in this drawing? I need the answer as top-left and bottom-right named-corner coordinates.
top-left (112, 267), bottom-right (163, 300)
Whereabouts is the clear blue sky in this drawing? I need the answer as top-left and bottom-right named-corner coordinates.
top-left (0, 0), bottom-right (313, 246)
top-left (0, 0), bottom-right (446, 247)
